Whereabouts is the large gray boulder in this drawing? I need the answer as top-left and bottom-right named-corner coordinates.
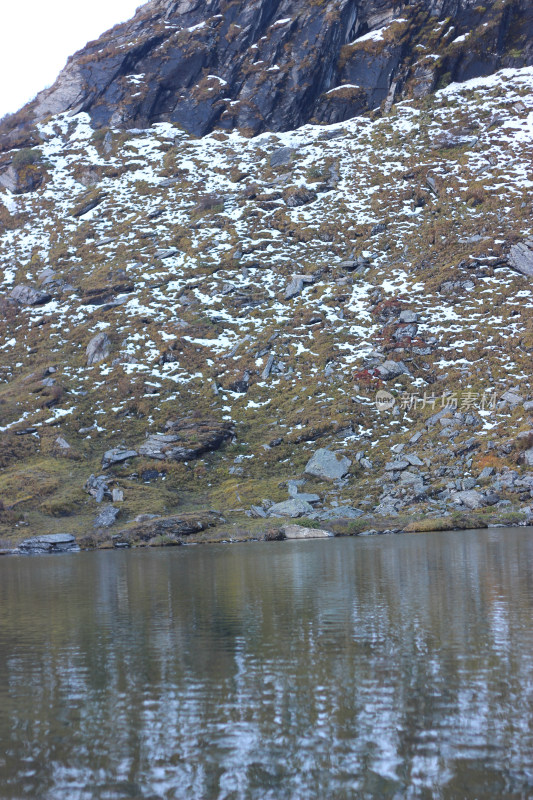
top-left (318, 506), bottom-right (364, 520)
top-left (282, 524), bottom-right (332, 539)
top-left (10, 284), bottom-right (52, 306)
top-left (139, 434), bottom-right (182, 460)
top-left (0, 164), bottom-right (44, 194)
top-left (385, 460), bottom-right (410, 471)
top-left (399, 471), bottom-right (424, 487)
top-left (86, 332), bottom-right (112, 366)
top-left (122, 512), bottom-right (220, 541)
top-left (305, 448), bottom-right (351, 481)
top-left (451, 489), bottom-right (485, 509)
top-left (270, 147), bottom-right (294, 168)
top-left (501, 390), bottom-right (524, 407)
top-left (524, 448), bottom-right (533, 467)
top-left (155, 247), bottom-right (179, 259)
top-left (267, 499), bottom-right (314, 518)
top-left (399, 310), bottom-right (419, 323)
top-left (376, 360), bottom-right (410, 380)
top-left (508, 242), bottom-right (533, 277)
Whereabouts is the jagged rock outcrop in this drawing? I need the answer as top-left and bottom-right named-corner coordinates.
top-left (120, 511), bottom-right (222, 541)
top-left (139, 418), bottom-right (234, 461)
top-left (2, 0), bottom-right (532, 142)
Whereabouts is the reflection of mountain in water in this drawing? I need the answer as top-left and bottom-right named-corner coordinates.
top-left (1, 530), bottom-right (533, 798)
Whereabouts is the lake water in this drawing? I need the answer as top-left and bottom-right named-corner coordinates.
top-left (1, 529), bottom-right (533, 799)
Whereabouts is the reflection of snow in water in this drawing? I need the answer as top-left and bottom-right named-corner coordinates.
top-left (1, 529), bottom-right (533, 798)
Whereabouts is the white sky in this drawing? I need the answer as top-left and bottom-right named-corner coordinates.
top-left (0, 0), bottom-right (143, 118)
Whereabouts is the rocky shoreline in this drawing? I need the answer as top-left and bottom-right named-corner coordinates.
top-left (2, 514), bottom-right (532, 557)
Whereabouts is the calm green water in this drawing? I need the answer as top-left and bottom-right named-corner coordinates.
top-left (1, 529), bottom-right (533, 800)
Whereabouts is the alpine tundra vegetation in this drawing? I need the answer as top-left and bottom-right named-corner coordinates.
top-left (0, 0), bottom-right (532, 549)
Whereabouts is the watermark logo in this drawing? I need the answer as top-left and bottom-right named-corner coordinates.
top-left (375, 389), bottom-right (498, 412)
top-left (376, 390), bottom-right (395, 411)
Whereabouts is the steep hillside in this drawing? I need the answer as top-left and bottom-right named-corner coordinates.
top-left (0, 8), bottom-right (532, 545)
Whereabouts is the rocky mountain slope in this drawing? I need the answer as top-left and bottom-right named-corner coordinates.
top-left (2, 0), bottom-right (532, 142)
top-left (0, 1), bottom-right (532, 547)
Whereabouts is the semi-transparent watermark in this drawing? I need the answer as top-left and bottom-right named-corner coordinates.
top-left (376, 389), bottom-right (498, 413)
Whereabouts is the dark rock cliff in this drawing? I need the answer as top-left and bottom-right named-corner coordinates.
top-left (2, 0), bottom-right (533, 141)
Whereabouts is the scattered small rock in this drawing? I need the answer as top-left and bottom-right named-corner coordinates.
top-left (283, 187), bottom-right (317, 207)
top-left (85, 474), bottom-right (110, 502)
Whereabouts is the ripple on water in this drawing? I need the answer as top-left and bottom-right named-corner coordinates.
top-left (0, 530), bottom-right (533, 798)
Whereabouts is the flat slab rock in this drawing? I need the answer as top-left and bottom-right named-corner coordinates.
top-left (282, 524), bottom-right (333, 539)
top-left (102, 448), bottom-right (138, 469)
top-left (18, 534), bottom-right (78, 554)
top-left (318, 506), bottom-right (364, 520)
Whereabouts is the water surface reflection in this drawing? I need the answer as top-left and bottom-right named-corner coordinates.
top-left (1, 529), bottom-right (533, 799)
